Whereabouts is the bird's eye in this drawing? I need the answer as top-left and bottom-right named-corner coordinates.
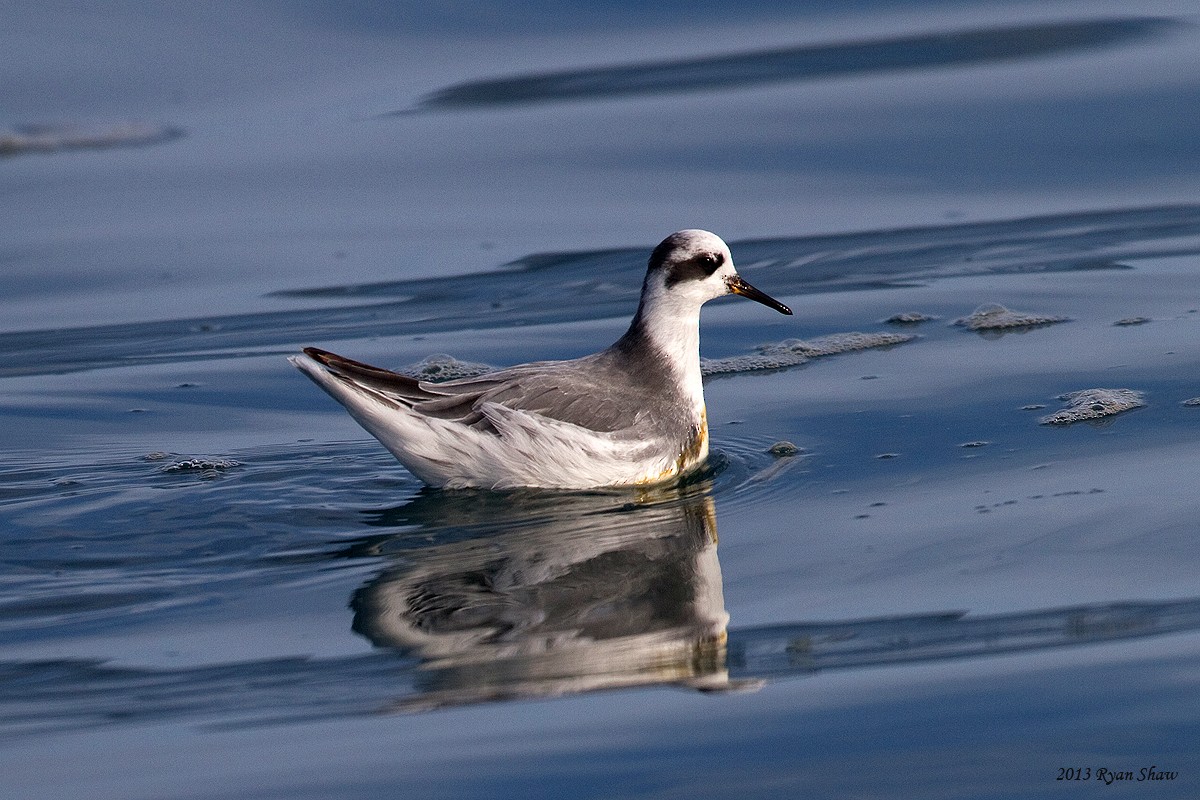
top-left (700, 252), bottom-right (725, 273)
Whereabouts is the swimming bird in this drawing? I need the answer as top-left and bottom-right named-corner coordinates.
top-left (290, 230), bottom-right (791, 489)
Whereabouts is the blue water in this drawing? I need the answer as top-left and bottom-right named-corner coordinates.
top-left (3, 2), bottom-right (1200, 798)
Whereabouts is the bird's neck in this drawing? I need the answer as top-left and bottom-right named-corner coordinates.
top-left (618, 298), bottom-right (705, 416)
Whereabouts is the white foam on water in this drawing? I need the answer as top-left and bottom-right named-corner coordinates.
top-left (1038, 388), bottom-right (1145, 425)
top-left (954, 303), bottom-right (1069, 331)
top-left (161, 458), bottom-right (241, 472)
top-left (397, 354), bottom-right (495, 382)
top-left (884, 312), bottom-right (939, 324)
top-left (701, 332), bottom-right (916, 376)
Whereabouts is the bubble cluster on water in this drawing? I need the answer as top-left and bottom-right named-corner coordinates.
top-left (768, 441), bottom-right (800, 457)
top-left (701, 332), bottom-right (915, 376)
top-left (953, 303), bottom-right (1069, 331)
top-left (161, 458), bottom-right (241, 473)
top-left (1038, 388), bottom-right (1145, 425)
top-left (884, 312), bottom-right (939, 325)
top-left (397, 354), bottom-right (494, 382)
top-left (700, 352), bottom-right (799, 373)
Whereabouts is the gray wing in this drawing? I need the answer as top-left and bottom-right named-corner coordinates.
top-left (303, 347), bottom-right (640, 433)
top-left (419, 357), bottom-right (644, 432)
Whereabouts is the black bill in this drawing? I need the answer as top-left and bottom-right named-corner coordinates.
top-left (726, 275), bottom-right (792, 315)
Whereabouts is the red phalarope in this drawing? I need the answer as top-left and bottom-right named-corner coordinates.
top-left (290, 230), bottom-right (791, 489)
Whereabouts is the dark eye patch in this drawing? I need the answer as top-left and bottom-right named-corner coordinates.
top-left (663, 251), bottom-right (725, 287)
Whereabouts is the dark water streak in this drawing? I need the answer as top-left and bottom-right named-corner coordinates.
top-left (3, 204), bottom-right (1198, 378)
top-left (409, 18), bottom-right (1174, 110)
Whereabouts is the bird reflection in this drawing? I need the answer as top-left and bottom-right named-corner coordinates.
top-left (340, 483), bottom-right (1200, 717)
top-left (7, 493), bottom-right (1200, 729)
top-left (350, 481), bottom-right (756, 710)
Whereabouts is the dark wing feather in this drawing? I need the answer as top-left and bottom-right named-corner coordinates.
top-left (303, 347), bottom-right (443, 402)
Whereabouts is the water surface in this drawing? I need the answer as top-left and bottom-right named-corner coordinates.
top-left (3, 2), bottom-right (1200, 798)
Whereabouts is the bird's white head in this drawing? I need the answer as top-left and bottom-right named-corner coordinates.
top-left (639, 229), bottom-right (792, 318)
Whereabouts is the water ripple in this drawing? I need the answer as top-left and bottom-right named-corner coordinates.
top-left (405, 18), bottom-right (1174, 111)
top-left (2, 205), bottom-right (1197, 378)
